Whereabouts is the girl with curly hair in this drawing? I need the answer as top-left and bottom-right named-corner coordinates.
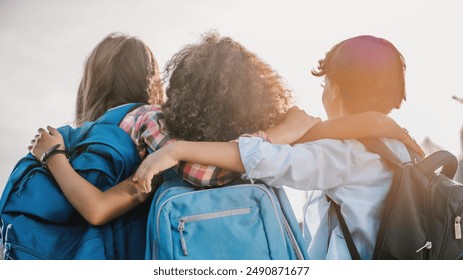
top-left (30, 32), bottom-right (419, 228)
top-left (132, 35), bottom-right (424, 259)
top-left (161, 32), bottom-right (292, 142)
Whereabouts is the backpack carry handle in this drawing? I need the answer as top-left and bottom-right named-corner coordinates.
top-left (359, 138), bottom-right (458, 180)
top-left (417, 150), bottom-right (458, 179)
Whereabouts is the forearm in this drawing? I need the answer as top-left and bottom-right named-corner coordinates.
top-left (295, 111), bottom-right (405, 143)
top-left (264, 107), bottom-right (321, 144)
top-left (174, 141), bottom-right (245, 173)
top-left (46, 155), bottom-right (145, 225)
top-left (265, 123), bottom-right (305, 145)
top-left (131, 110), bottom-right (237, 187)
top-left (133, 140), bottom-right (245, 192)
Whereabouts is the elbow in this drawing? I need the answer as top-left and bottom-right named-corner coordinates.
top-left (87, 219), bottom-right (106, 227)
top-left (84, 211), bottom-right (111, 226)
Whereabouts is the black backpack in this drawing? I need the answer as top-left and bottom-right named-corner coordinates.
top-left (330, 137), bottom-right (463, 260)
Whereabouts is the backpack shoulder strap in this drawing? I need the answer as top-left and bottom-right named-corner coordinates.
top-left (329, 137), bottom-right (401, 260)
top-left (326, 196), bottom-right (361, 260)
top-left (63, 103), bottom-right (145, 149)
top-left (357, 137), bottom-right (404, 167)
top-left (96, 103), bottom-right (145, 126)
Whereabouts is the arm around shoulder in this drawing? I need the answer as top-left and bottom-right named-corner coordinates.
top-left (294, 111), bottom-right (424, 157)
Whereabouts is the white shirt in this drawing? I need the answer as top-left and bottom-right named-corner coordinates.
top-left (238, 137), bottom-right (411, 259)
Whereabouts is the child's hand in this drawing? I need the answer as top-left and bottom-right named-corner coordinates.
top-left (133, 143), bottom-right (180, 193)
top-left (266, 106), bottom-right (321, 144)
top-left (29, 126), bottom-right (65, 161)
top-left (401, 128), bottom-right (425, 158)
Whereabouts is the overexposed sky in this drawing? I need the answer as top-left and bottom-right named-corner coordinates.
top-left (1, 0), bottom-right (463, 193)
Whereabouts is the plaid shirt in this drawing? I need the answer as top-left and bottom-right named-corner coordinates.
top-left (119, 104), bottom-right (242, 186)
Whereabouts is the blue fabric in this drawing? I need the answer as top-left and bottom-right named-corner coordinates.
top-left (0, 103), bottom-right (148, 260)
top-left (145, 171), bottom-right (308, 260)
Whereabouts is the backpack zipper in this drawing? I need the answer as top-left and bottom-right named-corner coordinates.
top-left (418, 176), bottom-right (439, 258)
top-left (456, 216), bottom-right (462, 240)
top-left (280, 212), bottom-right (304, 260)
top-left (151, 186), bottom-right (192, 258)
top-left (2, 224), bottom-right (12, 260)
top-left (177, 207), bottom-right (251, 256)
top-left (1, 223), bottom-right (53, 260)
top-left (13, 170), bottom-right (38, 197)
top-left (3, 242), bottom-right (53, 260)
top-left (437, 185), bottom-right (462, 259)
top-left (416, 241), bottom-right (432, 253)
top-left (0, 220), bottom-right (4, 260)
top-left (454, 202), bottom-right (462, 240)
top-left (155, 184), bottom-right (292, 259)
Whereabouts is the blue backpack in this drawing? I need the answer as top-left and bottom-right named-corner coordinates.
top-left (0, 103), bottom-right (148, 260)
top-left (145, 171), bottom-right (309, 260)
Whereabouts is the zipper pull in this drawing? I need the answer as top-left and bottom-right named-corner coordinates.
top-left (416, 241), bottom-right (432, 253)
top-left (0, 239), bottom-right (3, 260)
top-left (178, 219), bottom-right (188, 256)
top-left (455, 216), bottom-right (462, 240)
top-left (14, 171), bottom-right (37, 197)
top-left (2, 243), bottom-right (11, 260)
top-left (0, 220), bottom-right (3, 260)
top-left (0, 219), bottom-right (4, 245)
top-left (2, 224), bottom-right (13, 260)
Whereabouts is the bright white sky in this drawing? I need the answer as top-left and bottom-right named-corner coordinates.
top-left (1, 0), bottom-right (463, 198)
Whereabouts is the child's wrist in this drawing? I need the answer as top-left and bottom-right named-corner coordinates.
top-left (45, 152), bottom-right (70, 170)
top-left (400, 127), bottom-right (413, 141)
top-left (40, 144), bottom-right (70, 169)
top-left (173, 141), bottom-right (186, 161)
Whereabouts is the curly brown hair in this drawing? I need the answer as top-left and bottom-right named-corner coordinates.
top-left (75, 32), bottom-right (164, 126)
top-left (161, 32), bottom-right (293, 142)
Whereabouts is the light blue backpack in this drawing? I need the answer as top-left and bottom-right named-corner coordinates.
top-left (145, 171), bottom-right (309, 260)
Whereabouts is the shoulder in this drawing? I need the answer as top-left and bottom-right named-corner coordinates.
top-left (299, 138), bottom-right (410, 166)
top-left (122, 104), bottom-right (163, 123)
top-left (379, 138), bottom-right (411, 162)
top-left (129, 104), bottom-right (163, 117)
top-left (299, 139), bottom-right (359, 155)
top-left (305, 138), bottom-right (409, 156)
top-left (119, 104), bottom-right (164, 132)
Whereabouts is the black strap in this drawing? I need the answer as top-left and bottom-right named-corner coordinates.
top-left (357, 138), bottom-right (404, 167)
top-left (417, 150), bottom-right (458, 179)
top-left (330, 138), bottom-right (458, 260)
top-left (326, 196), bottom-right (361, 260)
top-left (359, 137), bottom-right (458, 179)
